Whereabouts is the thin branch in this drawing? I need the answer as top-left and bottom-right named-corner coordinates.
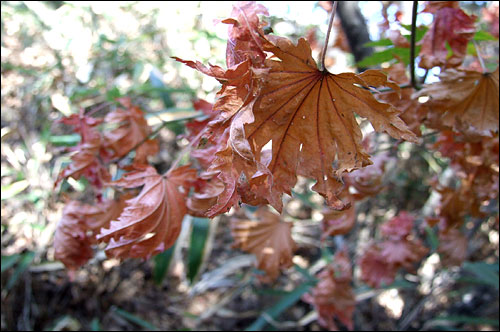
top-left (320, 1), bottom-right (338, 72)
top-left (410, 1), bottom-right (419, 90)
top-left (473, 40), bottom-right (487, 73)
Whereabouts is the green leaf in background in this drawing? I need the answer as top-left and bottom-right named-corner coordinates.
top-left (5, 251), bottom-right (35, 291)
top-left (245, 281), bottom-right (316, 331)
top-left (1, 254), bottom-right (21, 272)
top-left (357, 47), bottom-right (418, 67)
top-left (473, 30), bottom-right (498, 41)
top-left (462, 261), bottom-right (499, 289)
top-left (364, 39), bottom-right (393, 47)
top-left (153, 244), bottom-right (176, 286)
top-left (400, 24), bottom-right (429, 43)
top-left (1, 180), bottom-right (29, 200)
top-left (187, 217), bottom-right (211, 283)
top-left (111, 306), bottom-right (159, 331)
top-left (49, 134), bottom-right (81, 146)
top-left (425, 226), bottom-right (439, 252)
top-left (90, 318), bottom-right (101, 331)
top-left (429, 315), bottom-right (499, 327)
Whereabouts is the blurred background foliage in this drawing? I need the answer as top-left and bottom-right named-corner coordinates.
top-left (1, 1), bottom-right (499, 331)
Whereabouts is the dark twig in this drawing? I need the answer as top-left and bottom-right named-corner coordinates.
top-left (410, 1), bottom-right (419, 89)
top-left (320, 1), bottom-right (338, 72)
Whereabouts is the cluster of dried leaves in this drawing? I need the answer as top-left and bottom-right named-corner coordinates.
top-left (54, 1), bottom-right (498, 330)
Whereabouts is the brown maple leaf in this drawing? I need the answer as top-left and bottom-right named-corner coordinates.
top-left (243, 35), bottom-right (418, 210)
top-left (55, 196), bottom-right (128, 273)
top-left (419, 2), bottom-right (476, 69)
top-left (303, 250), bottom-right (355, 330)
top-left (104, 98), bottom-right (158, 163)
top-left (97, 164), bottom-right (196, 259)
top-left (230, 208), bottom-right (296, 282)
top-left (416, 68), bottom-right (499, 135)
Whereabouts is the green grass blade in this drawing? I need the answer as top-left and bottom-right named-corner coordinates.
top-left (5, 251), bottom-right (35, 291)
top-left (1, 254), bottom-right (21, 272)
top-left (111, 306), bottom-right (159, 331)
top-left (187, 217), bottom-right (210, 283)
top-left (245, 282), bottom-right (315, 331)
top-left (153, 244), bottom-right (175, 286)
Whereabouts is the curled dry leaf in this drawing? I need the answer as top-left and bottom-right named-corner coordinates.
top-left (419, 1), bottom-right (476, 69)
top-left (438, 229), bottom-right (468, 266)
top-left (104, 98), bottom-right (158, 163)
top-left (321, 190), bottom-right (355, 238)
top-left (55, 111), bottom-right (110, 189)
top-left (222, 1), bottom-right (269, 67)
top-left (230, 208), bottom-right (296, 282)
top-left (303, 250), bottom-right (355, 330)
top-left (345, 153), bottom-right (393, 200)
top-left (377, 63), bottom-right (429, 136)
top-left (54, 197), bottom-right (128, 273)
top-left (97, 164), bottom-right (196, 259)
top-left (244, 35), bottom-right (418, 210)
top-left (416, 68), bottom-right (499, 135)
top-left (359, 212), bottom-right (428, 288)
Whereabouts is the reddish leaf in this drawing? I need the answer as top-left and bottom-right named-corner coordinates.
top-left (222, 1), bottom-right (269, 67)
top-left (380, 211), bottom-right (415, 239)
top-left (419, 2), bottom-right (476, 68)
top-left (303, 250), bottom-right (355, 330)
top-left (230, 208), bottom-right (296, 282)
top-left (104, 98), bottom-right (158, 163)
top-left (358, 243), bottom-right (397, 288)
top-left (55, 111), bottom-right (109, 189)
top-left (55, 197), bottom-right (127, 272)
top-left (97, 164), bottom-right (196, 259)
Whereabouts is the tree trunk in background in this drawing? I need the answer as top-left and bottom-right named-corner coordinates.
top-left (336, 1), bottom-right (373, 72)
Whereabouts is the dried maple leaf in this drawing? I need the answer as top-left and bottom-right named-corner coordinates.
top-left (377, 63), bottom-right (429, 136)
top-left (438, 229), bottom-right (468, 266)
top-left (104, 98), bottom-right (158, 163)
top-left (243, 35), bottom-right (418, 210)
top-left (358, 243), bottom-right (398, 288)
top-left (55, 110), bottom-right (110, 189)
top-left (416, 68), bottom-right (499, 135)
top-left (321, 190), bottom-right (355, 238)
top-left (419, 2), bottom-right (476, 69)
top-left (230, 208), bottom-right (296, 282)
top-left (97, 164), bottom-right (196, 259)
top-left (222, 1), bottom-right (269, 67)
top-left (345, 153), bottom-right (393, 200)
top-left (359, 212), bottom-right (428, 288)
top-left (380, 211), bottom-right (415, 239)
top-left (55, 196), bottom-right (128, 273)
top-left (303, 250), bottom-right (355, 330)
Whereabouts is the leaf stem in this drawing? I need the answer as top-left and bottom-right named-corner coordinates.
top-left (320, 1), bottom-right (338, 72)
top-left (410, 1), bottom-right (419, 90)
top-left (473, 40), bottom-right (487, 73)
